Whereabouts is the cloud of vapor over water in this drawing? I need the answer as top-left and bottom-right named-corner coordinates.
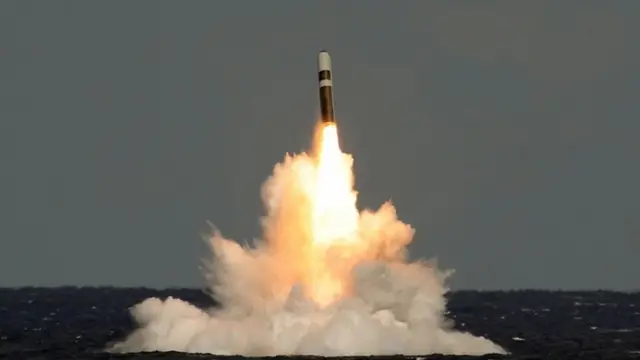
top-left (109, 127), bottom-right (507, 356)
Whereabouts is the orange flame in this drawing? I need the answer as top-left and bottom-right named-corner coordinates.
top-left (304, 123), bottom-right (361, 305)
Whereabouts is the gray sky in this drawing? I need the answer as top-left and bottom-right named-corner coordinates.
top-left (2, 1), bottom-right (638, 290)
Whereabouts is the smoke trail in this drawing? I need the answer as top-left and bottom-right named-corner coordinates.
top-left (108, 128), bottom-right (507, 356)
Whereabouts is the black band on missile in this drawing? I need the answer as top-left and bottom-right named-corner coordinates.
top-left (318, 70), bottom-right (332, 82)
top-left (319, 85), bottom-right (334, 122)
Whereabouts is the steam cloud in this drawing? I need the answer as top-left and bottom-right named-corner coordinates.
top-left (108, 151), bottom-right (507, 356)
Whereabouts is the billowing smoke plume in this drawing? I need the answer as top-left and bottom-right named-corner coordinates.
top-left (108, 127), bottom-right (507, 356)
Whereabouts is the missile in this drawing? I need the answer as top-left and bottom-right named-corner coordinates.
top-left (317, 50), bottom-right (335, 123)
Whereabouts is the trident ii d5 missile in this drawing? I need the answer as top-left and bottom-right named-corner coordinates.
top-left (318, 50), bottom-right (335, 123)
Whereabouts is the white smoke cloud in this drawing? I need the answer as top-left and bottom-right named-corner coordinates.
top-left (108, 151), bottom-right (507, 356)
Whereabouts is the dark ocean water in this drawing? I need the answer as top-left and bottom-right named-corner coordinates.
top-left (0, 288), bottom-right (639, 360)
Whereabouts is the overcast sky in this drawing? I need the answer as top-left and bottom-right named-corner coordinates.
top-left (2, 1), bottom-right (638, 290)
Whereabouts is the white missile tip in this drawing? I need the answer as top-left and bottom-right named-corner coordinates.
top-left (318, 51), bottom-right (332, 72)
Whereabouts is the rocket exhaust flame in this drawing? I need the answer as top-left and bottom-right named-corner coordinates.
top-left (307, 123), bottom-right (359, 305)
top-left (107, 52), bottom-right (507, 356)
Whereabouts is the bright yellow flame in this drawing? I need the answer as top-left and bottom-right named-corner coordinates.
top-left (306, 123), bottom-right (361, 306)
top-left (260, 121), bottom-right (410, 307)
top-left (313, 124), bottom-right (359, 245)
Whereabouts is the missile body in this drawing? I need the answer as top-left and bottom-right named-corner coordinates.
top-left (317, 50), bottom-right (335, 123)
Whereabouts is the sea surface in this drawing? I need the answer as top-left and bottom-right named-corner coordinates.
top-left (1, 288), bottom-right (639, 360)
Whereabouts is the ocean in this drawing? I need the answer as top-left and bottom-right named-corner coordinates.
top-left (1, 288), bottom-right (638, 360)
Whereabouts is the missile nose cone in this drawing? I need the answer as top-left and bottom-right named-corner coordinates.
top-left (318, 51), bottom-right (332, 71)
